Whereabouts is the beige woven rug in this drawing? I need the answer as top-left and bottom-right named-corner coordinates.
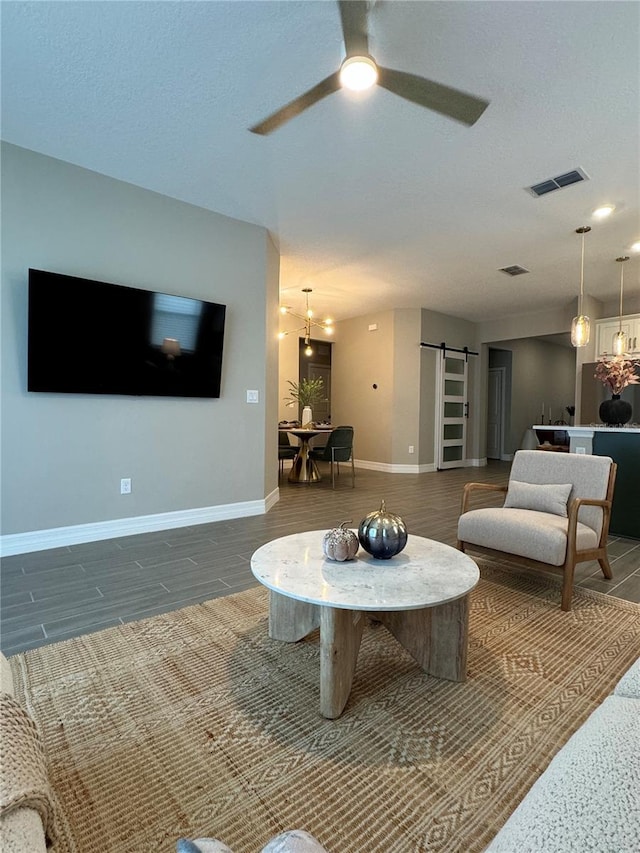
top-left (8, 561), bottom-right (640, 853)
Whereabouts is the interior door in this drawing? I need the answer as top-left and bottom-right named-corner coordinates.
top-left (487, 368), bottom-right (504, 459)
top-left (435, 351), bottom-right (468, 470)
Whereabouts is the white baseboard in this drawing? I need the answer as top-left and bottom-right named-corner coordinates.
top-left (0, 490), bottom-right (281, 557)
top-left (355, 459), bottom-right (436, 474)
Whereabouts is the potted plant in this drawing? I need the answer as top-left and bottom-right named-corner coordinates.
top-left (284, 377), bottom-right (326, 426)
top-left (594, 356), bottom-right (639, 425)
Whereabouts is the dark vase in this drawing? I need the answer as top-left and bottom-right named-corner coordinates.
top-left (599, 394), bottom-right (632, 426)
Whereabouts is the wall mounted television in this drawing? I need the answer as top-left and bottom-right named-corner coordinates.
top-left (28, 269), bottom-right (226, 398)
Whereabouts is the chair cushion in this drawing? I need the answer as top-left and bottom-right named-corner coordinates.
top-left (504, 480), bottom-right (572, 517)
top-left (457, 507), bottom-right (599, 566)
top-left (509, 450), bottom-right (612, 536)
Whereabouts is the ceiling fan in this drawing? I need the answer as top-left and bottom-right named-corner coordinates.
top-left (249, 0), bottom-right (490, 135)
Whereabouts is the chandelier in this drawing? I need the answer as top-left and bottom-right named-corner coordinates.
top-left (278, 288), bottom-right (334, 357)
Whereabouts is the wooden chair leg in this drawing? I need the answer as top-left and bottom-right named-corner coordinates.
top-left (561, 557), bottom-right (577, 612)
top-left (598, 554), bottom-right (613, 579)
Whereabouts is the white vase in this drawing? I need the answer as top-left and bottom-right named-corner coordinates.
top-left (302, 406), bottom-right (313, 426)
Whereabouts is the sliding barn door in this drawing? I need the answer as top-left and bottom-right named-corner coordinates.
top-left (435, 350), bottom-right (468, 470)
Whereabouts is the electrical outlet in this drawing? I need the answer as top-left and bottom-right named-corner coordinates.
top-left (120, 478), bottom-right (132, 494)
top-left (246, 390), bottom-right (259, 403)
top-left (408, 445), bottom-right (414, 454)
top-left (575, 447), bottom-right (587, 455)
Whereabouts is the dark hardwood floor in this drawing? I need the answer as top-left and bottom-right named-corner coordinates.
top-left (2, 461), bottom-right (639, 657)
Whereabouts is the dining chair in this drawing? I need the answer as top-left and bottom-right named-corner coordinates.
top-left (309, 426), bottom-right (355, 489)
top-left (278, 431), bottom-right (298, 476)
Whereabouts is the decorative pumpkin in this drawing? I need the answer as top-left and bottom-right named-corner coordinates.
top-left (322, 522), bottom-right (359, 562)
top-left (358, 500), bottom-right (408, 560)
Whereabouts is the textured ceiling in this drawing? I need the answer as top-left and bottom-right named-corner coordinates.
top-left (2, 0), bottom-right (639, 323)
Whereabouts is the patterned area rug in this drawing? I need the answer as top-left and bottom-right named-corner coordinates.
top-left (8, 561), bottom-right (640, 853)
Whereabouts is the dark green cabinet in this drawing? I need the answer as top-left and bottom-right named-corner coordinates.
top-left (593, 432), bottom-right (640, 539)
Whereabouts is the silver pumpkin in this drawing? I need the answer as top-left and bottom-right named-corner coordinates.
top-left (358, 500), bottom-right (408, 560)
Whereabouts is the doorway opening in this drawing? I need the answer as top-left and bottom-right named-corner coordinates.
top-left (298, 337), bottom-right (332, 424)
top-left (487, 349), bottom-right (511, 460)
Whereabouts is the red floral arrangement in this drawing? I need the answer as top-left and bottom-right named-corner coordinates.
top-left (594, 356), bottom-right (640, 395)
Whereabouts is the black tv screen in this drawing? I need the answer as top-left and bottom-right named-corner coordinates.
top-left (28, 269), bottom-right (226, 398)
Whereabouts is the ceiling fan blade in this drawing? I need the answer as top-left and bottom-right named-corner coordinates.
top-left (338, 0), bottom-right (369, 56)
top-left (377, 66), bottom-right (489, 126)
top-left (249, 72), bottom-right (341, 135)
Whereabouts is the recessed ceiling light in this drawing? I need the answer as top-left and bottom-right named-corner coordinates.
top-left (631, 241), bottom-right (640, 253)
top-left (592, 204), bottom-right (615, 219)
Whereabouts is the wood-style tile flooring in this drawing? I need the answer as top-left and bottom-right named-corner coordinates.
top-left (2, 461), bottom-right (639, 657)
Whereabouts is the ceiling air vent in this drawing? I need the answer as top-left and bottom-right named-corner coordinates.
top-left (499, 265), bottom-right (530, 276)
top-left (526, 167), bottom-right (589, 198)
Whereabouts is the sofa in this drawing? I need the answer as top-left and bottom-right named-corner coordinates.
top-left (0, 651), bottom-right (50, 853)
top-left (486, 656), bottom-right (640, 851)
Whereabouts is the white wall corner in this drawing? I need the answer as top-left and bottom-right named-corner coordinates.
top-left (466, 457), bottom-right (488, 467)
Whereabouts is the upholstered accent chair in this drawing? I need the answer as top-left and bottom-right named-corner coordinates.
top-left (457, 450), bottom-right (617, 611)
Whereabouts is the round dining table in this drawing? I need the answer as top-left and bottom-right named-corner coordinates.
top-left (281, 427), bottom-right (332, 483)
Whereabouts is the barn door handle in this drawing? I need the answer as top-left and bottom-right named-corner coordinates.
top-left (464, 402), bottom-right (470, 418)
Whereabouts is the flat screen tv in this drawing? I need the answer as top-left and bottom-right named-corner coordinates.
top-left (28, 269), bottom-right (226, 398)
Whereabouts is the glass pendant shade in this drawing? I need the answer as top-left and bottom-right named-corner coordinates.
top-left (612, 256), bottom-right (630, 356)
top-left (612, 330), bottom-right (627, 356)
top-left (571, 314), bottom-right (591, 347)
top-left (571, 226), bottom-right (591, 348)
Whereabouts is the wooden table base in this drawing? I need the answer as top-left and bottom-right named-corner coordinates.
top-left (268, 590), bottom-right (470, 719)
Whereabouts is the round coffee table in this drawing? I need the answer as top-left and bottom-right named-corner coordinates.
top-left (251, 530), bottom-right (480, 718)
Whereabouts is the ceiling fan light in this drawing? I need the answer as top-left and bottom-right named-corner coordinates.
top-left (339, 55), bottom-right (378, 91)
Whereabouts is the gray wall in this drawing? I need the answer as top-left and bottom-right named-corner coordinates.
top-left (330, 306), bottom-right (478, 469)
top-left (331, 310), bottom-right (396, 464)
top-left (1, 143), bottom-right (278, 539)
top-left (489, 337), bottom-right (576, 453)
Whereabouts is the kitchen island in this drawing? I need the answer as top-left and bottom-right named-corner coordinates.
top-left (532, 425), bottom-right (640, 539)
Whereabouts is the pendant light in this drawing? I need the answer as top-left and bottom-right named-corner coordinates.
top-left (571, 226), bottom-right (591, 347)
top-left (612, 256), bottom-right (630, 356)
